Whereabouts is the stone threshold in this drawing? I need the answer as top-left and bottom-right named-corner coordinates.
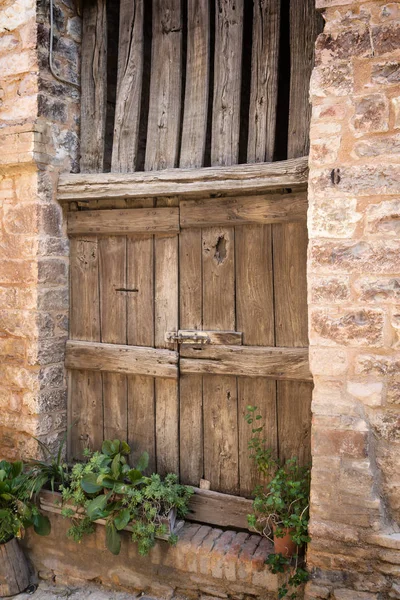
top-left (23, 511), bottom-right (281, 599)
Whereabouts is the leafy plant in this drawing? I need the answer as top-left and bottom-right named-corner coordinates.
top-left (245, 406), bottom-right (311, 599)
top-left (0, 460), bottom-right (50, 544)
top-left (25, 430), bottom-right (70, 496)
top-left (60, 440), bottom-right (193, 556)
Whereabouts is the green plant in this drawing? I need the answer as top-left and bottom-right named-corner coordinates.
top-left (0, 460), bottom-right (50, 544)
top-left (60, 440), bottom-right (193, 556)
top-left (25, 431), bottom-right (70, 496)
top-left (245, 406), bottom-right (311, 599)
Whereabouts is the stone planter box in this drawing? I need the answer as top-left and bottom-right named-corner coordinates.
top-left (39, 489), bottom-right (183, 540)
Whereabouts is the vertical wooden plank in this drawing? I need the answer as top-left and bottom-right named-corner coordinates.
top-left (144, 0), bottom-right (182, 476)
top-left (111, 0), bottom-right (144, 172)
top-left (211, 0), bottom-right (244, 166)
top-left (273, 222), bottom-right (308, 349)
top-left (178, 0), bottom-right (210, 485)
top-left (202, 226), bottom-right (238, 494)
top-left (202, 0), bottom-right (243, 494)
top-left (202, 227), bottom-right (235, 330)
top-left (154, 229), bottom-right (179, 476)
top-left (180, 0), bottom-right (210, 168)
top-left (277, 381), bottom-right (312, 466)
top-left (203, 376), bottom-right (238, 494)
top-left (288, 0), bottom-right (322, 159)
top-left (273, 220), bottom-right (311, 465)
top-left (69, 238), bottom-right (103, 458)
top-left (236, 225), bottom-right (274, 347)
top-left (99, 236), bottom-right (128, 442)
top-left (247, 0), bottom-right (280, 163)
top-left (145, 0), bottom-right (182, 170)
top-left (236, 224), bottom-right (277, 497)
top-left (127, 235), bottom-right (156, 473)
top-left (80, 0), bottom-right (107, 172)
top-left (179, 229), bottom-right (203, 485)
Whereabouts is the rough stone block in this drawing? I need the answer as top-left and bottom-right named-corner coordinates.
top-left (309, 239), bottom-right (400, 274)
top-left (347, 381), bottom-right (384, 407)
top-left (313, 429), bottom-right (368, 459)
top-left (354, 133), bottom-right (400, 158)
top-left (310, 196), bottom-right (360, 238)
top-left (310, 308), bottom-right (385, 347)
top-left (372, 62), bottom-right (400, 86)
top-left (309, 348), bottom-right (348, 376)
top-left (310, 62), bottom-right (354, 98)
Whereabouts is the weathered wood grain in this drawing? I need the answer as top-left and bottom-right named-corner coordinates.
top-left (126, 234), bottom-right (155, 472)
top-left (67, 207), bottom-right (179, 235)
top-left (288, 0), bottom-right (323, 159)
top-left (112, 0), bottom-right (144, 172)
top-left (0, 538), bottom-right (30, 597)
top-left (277, 380), bottom-right (312, 466)
top-left (187, 487), bottom-right (254, 530)
top-left (273, 222), bottom-right (308, 348)
top-left (80, 0), bottom-right (107, 172)
top-left (69, 237), bottom-right (103, 458)
top-left (58, 157), bottom-right (309, 202)
top-left (247, 0), bottom-right (280, 163)
top-left (66, 340), bottom-right (178, 378)
top-left (178, 0), bottom-right (210, 485)
top-left (180, 345), bottom-right (311, 381)
top-left (202, 227), bottom-right (235, 330)
top-left (171, 330), bottom-right (242, 346)
top-left (99, 236), bottom-right (128, 441)
top-left (180, 191), bottom-right (307, 228)
top-left (203, 375), bottom-right (239, 495)
top-left (235, 224), bottom-right (277, 496)
top-left (212, 0), bottom-right (244, 166)
top-left (180, 0), bottom-right (210, 167)
top-left (145, 0), bottom-right (182, 170)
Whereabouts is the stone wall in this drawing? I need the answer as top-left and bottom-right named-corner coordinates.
top-left (0, 0), bottom-right (80, 459)
top-left (307, 1), bottom-right (400, 598)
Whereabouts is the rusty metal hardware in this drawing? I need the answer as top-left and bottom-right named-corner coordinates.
top-left (166, 330), bottom-right (211, 344)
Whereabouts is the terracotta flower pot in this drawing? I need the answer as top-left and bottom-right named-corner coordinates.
top-left (272, 525), bottom-right (297, 558)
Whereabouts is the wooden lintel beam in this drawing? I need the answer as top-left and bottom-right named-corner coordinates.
top-left (180, 191), bottom-right (308, 228)
top-left (67, 207), bottom-right (179, 236)
top-left (58, 157), bottom-right (309, 203)
top-left (180, 345), bottom-right (311, 381)
top-left (66, 340), bottom-right (178, 379)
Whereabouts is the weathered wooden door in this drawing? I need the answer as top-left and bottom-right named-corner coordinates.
top-left (66, 164), bottom-right (312, 502)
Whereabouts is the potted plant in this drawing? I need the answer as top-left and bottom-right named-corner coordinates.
top-left (51, 439), bottom-right (194, 556)
top-left (0, 460), bottom-right (50, 597)
top-left (245, 406), bottom-right (311, 599)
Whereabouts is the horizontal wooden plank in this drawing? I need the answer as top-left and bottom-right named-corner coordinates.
top-left (180, 191), bottom-right (307, 228)
top-left (58, 157), bottom-right (308, 203)
top-left (180, 345), bottom-right (311, 381)
top-left (68, 208), bottom-right (179, 235)
top-left (188, 487), bottom-right (254, 531)
top-left (66, 340), bottom-right (178, 379)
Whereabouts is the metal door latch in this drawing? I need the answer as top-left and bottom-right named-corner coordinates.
top-left (166, 330), bottom-right (211, 344)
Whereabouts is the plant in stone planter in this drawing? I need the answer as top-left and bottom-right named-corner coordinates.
top-left (25, 431), bottom-right (70, 496)
top-left (60, 439), bottom-right (193, 556)
top-left (0, 460), bottom-right (51, 596)
top-left (245, 406), bottom-right (311, 599)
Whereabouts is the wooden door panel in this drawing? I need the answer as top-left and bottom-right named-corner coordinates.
top-left (69, 237), bottom-right (102, 459)
top-left (203, 375), bottom-right (239, 495)
top-left (127, 234), bottom-right (155, 470)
